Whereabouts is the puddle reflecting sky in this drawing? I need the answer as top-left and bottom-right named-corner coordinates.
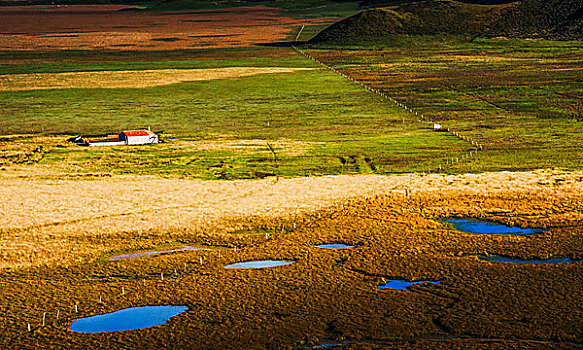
top-left (225, 260), bottom-right (295, 269)
top-left (446, 219), bottom-right (545, 235)
top-left (70, 305), bottom-right (188, 333)
top-left (378, 280), bottom-right (440, 290)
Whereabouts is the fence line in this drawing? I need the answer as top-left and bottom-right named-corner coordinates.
top-left (291, 45), bottom-right (484, 173)
top-left (13, 207), bottom-right (350, 334)
top-left (10, 44), bottom-right (491, 336)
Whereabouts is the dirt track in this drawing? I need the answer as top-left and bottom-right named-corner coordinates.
top-left (0, 5), bottom-right (337, 51)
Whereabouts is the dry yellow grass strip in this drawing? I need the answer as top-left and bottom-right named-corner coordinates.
top-left (1, 169), bottom-right (583, 269)
top-left (0, 67), bottom-right (317, 91)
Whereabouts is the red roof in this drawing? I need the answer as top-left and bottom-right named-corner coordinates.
top-left (122, 130), bottom-right (154, 137)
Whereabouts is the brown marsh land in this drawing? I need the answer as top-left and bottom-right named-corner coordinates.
top-left (1, 1), bottom-right (583, 349)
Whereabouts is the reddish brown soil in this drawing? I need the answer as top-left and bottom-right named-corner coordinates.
top-left (0, 5), bottom-right (337, 51)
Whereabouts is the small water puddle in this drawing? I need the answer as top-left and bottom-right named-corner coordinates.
top-left (378, 279), bottom-right (440, 290)
top-left (445, 219), bottom-right (545, 235)
top-left (70, 305), bottom-right (188, 333)
top-left (311, 343), bottom-right (346, 349)
top-left (109, 246), bottom-right (201, 261)
top-left (316, 244), bottom-right (354, 249)
top-left (225, 260), bottom-right (295, 269)
top-left (478, 255), bottom-right (580, 264)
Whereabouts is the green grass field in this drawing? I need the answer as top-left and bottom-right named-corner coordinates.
top-left (305, 36), bottom-right (583, 173)
top-left (2, 37), bottom-right (583, 178)
top-left (0, 46), bottom-right (473, 179)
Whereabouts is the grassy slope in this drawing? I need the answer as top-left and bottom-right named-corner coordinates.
top-left (304, 37), bottom-right (583, 173)
top-left (308, 0), bottom-right (511, 45)
top-left (494, 0), bottom-right (583, 39)
top-left (0, 48), bottom-right (472, 179)
top-left (308, 0), bottom-right (583, 45)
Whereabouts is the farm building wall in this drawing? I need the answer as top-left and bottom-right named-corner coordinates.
top-left (88, 141), bottom-right (126, 147)
top-left (119, 131), bottom-right (159, 145)
top-left (126, 135), bottom-right (152, 145)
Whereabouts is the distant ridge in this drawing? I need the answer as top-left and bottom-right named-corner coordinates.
top-left (494, 0), bottom-right (583, 39)
top-left (309, 0), bottom-right (583, 45)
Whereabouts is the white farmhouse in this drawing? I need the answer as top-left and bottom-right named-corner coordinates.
top-left (119, 130), bottom-right (159, 145)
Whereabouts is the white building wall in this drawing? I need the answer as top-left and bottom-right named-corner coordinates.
top-left (126, 136), bottom-right (152, 145)
top-left (88, 141), bottom-right (127, 147)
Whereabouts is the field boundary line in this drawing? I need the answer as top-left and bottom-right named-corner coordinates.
top-left (295, 25), bottom-right (305, 41)
top-left (290, 44), bottom-right (485, 174)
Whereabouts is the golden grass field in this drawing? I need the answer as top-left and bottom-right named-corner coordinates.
top-left (1, 169), bottom-right (582, 349)
top-left (0, 67), bottom-right (319, 91)
top-left (1, 169), bottom-right (582, 270)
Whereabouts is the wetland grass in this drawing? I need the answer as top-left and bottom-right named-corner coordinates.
top-left (2, 182), bottom-right (582, 348)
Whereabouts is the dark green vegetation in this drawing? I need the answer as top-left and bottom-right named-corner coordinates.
top-left (494, 0), bottom-right (583, 40)
top-left (0, 47), bottom-right (308, 73)
top-left (1, 191), bottom-right (582, 349)
top-left (149, 0), bottom-right (364, 18)
top-left (309, 0), bottom-right (510, 45)
top-left (308, 0), bottom-right (583, 45)
top-left (304, 37), bottom-right (583, 173)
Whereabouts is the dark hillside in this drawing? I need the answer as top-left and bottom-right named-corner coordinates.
top-left (360, 0), bottom-right (517, 6)
top-left (309, 0), bottom-right (583, 45)
top-left (493, 0), bottom-right (583, 39)
top-left (309, 0), bottom-right (510, 44)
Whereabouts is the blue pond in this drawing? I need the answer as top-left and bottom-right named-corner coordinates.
top-left (478, 255), bottom-right (579, 264)
top-left (312, 343), bottom-right (345, 349)
top-left (378, 280), bottom-right (440, 290)
top-left (70, 305), bottom-right (188, 333)
top-left (316, 244), bottom-right (354, 249)
top-left (225, 260), bottom-right (295, 269)
top-left (446, 219), bottom-right (545, 235)
top-left (109, 246), bottom-right (200, 261)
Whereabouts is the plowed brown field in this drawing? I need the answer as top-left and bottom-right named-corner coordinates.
top-left (0, 5), bottom-right (337, 51)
